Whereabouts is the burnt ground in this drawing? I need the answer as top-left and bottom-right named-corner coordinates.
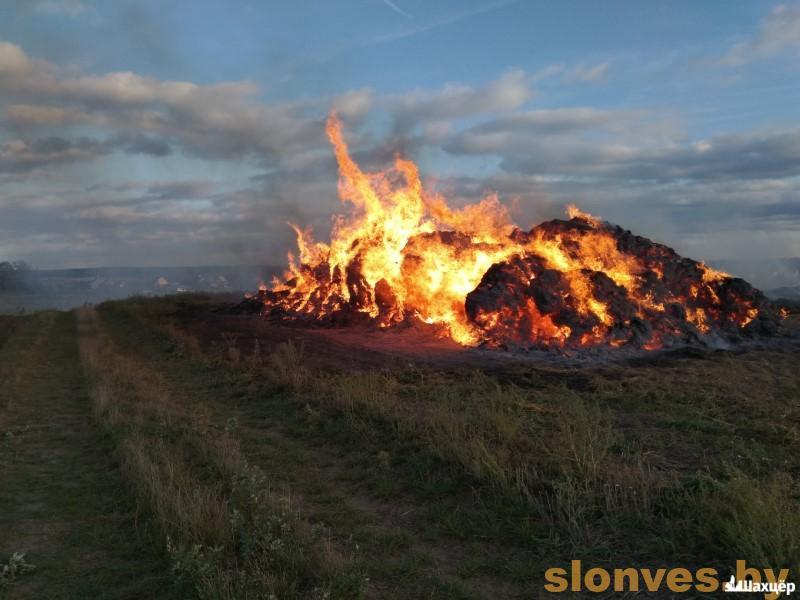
top-left (160, 294), bottom-right (800, 374)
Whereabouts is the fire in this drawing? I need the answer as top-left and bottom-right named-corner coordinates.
top-left (271, 112), bottom-right (523, 345)
top-left (257, 112), bottom-right (777, 351)
top-left (566, 204), bottom-right (601, 227)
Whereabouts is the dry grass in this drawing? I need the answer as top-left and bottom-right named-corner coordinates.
top-left (302, 366), bottom-right (537, 499)
top-left (550, 394), bottom-right (617, 480)
top-left (690, 471), bottom-right (800, 573)
top-left (266, 339), bottom-right (308, 389)
top-left (160, 319), bottom-right (205, 360)
top-left (77, 307), bottom-right (364, 599)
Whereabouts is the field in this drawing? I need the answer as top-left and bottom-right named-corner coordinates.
top-left (1, 295), bottom-right (799, 599)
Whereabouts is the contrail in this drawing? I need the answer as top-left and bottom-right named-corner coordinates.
top-left (369, 0), bottom-right (519, 45)
top-left (381, 0), bottom-right (413, 19)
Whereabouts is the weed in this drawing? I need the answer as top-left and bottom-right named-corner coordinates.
top-left (268, 339), bottom-right (308, 389)
top-left (221, 332), bottom-right (241, 365)
top-left (0, 552), bottom-right (36, 594)
top-left (551, 393), bottom-right (618, 480)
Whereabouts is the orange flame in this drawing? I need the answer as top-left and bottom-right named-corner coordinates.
top-left (264, 112), bottom-right (763, 350)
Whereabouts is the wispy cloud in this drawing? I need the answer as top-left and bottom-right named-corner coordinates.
top-left (366, 0), bottom-right (520, 45)
top-left (533, 61), bottom-right (612, 84)
top-left (22, 0), bottom-right (87, 17)
top-left (564, 61), bottom-right (611, 83)
top-left (381, 0), bottom-right (412, 19)
top-left (722, 3), bottom-right (800, 65)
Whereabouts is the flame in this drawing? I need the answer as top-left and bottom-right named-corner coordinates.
top-left (566, 204), bottom-right (601, 227)
top-left (260, 112), bottom-right (765, 351)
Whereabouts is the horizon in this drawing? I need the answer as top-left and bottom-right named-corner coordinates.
top-left (1, 1), bottom-right (799, 270)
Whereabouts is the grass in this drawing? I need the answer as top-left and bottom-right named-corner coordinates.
top-left (125, 295), bottom-right (800, 577)
top-left (97, 301), bottom-right (497, 597)
top-left (2, 293), bottom-right (798, 598)
top-left (77, 307), bottom-right (365, 599)
top-left (691, 472), bottom-right (800, 573)
top-left (0, 312), bottom-right (177, 599)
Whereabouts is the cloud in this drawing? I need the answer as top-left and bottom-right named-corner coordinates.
top-left (0, 39), bottom-right (540, 174)
top-left (143, 180), bottom-right (216, 200)
top-left (439, 107), bottom-right (800, 264)
top-left (462, 172), bottom-right (800, 261)
top-left (0, 38), bottom-right (546, 200)
top-left (563, 61), bottom-right (611, 83)
top-left (610, 130), bottom-right (800, 181)
top-left (532, 61), bottom-right (612, 84)
top-left (11, 0), bottom-right (87, 17)
top-left (116, 135), bottom-right (172, 157)
top-left (514, 133), bottom-right (800, 183)
top-left (0, 42), bottom-right (33, 73)
top-left (391, 69), bottom-right (533, 133)
top-left (0, 131), bottom-right (179, 173)
top-left (0, 136), bottom-right (109, 173)
top-left (4, 104), bottom-right (89, 126)
top-left (445, 107), bottom-right (800, 183)
top-left (332, 88), bottom-right (374, 120)
top-left (447, 107), bottom-right (640, 148)
top-left (0, 40), bottom-right (322, 164)
top-left (381, 0), bottom-right (412, 19)
top-left (723, 4), bottom-right (800, 65)
top-left (443, 107), bottom-right (672, 170)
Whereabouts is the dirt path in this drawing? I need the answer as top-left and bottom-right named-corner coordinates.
top-left (0, 312), bottom-right (174, 599)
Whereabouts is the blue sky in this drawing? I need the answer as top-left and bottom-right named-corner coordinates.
top-left (0, 0), bottom-right (799, 270)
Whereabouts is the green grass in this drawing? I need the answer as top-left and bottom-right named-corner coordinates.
top-left (2, 294), bottom-right (799, 598)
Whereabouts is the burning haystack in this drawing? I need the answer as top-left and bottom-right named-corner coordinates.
top-left (240, 113), bottom-right (785, 352)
